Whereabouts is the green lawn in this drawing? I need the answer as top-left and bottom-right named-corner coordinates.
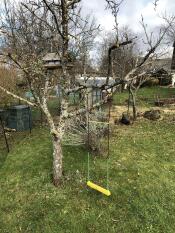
top-left (0, 118), bottom-right (175, 232)
top-left (113, 86), bottom-right (175, 107)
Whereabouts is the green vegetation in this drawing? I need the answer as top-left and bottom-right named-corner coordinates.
top-left (0, 86), bottom-right (175, 232)
top-left (31, 95), bottom-right (80, 123)
top-left (0, 119), bottom-right (175, 232)
top-left (31, 98), bottom-right (61, 123)
top-left (113, 86), bottom-right (175, 107)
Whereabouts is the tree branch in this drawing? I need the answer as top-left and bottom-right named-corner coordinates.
top-left (0, 85), bottom-right (36, 106)
top-left (67, 0), bottom-right (81, 8)
top-left (106, 38), bottom-right (134, 84)
top-left (42, 0), bottom-right (64, 39)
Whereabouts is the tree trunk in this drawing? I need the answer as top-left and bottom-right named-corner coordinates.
top-left (41, 101), bottom-right (63, 187)
top-left (127, 91), bottom-right (131, 115)
top-left (171, 40), bottom-right (175, 70)
top-left (61, 0), bottom-right (69, 60)
top-left (83, 55), bottom-right (86, 75)
top-left (132, 97), bottom-right (137, 120)
top-left (121, 82), bottom-right (125, 93)
top-left (132, 94), bottom-right (137, 120)
top-left (52, 135), bottom-right (63, 186)
top-left (130, 87), bottom-right (137, 120)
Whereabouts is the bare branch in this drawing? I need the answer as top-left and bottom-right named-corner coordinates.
top-left (42, 0), bottom-right (64, 39)
top-left (67, 0), bottom-right (81, 8)
top-left (105, 0), bottom-right (124, 36)
top-left (0, 85), bottom-right (36, 106)
top-left (106, 38), bottom-right (135, 84)
top-left (153, 0), bottom-right (159, 11)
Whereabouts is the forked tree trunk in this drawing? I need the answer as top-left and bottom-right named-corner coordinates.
top-left (41, 102), bottom-right (63, 186)
top-left (52, 135), bottom-right (63, 186)
top-left (127, 91), bottom-right (131, 115)
top-left (132, 95), bottom-right (137, 120)
top-left (171, 40), bottom-right (175, 70)
top-left (129, 86), bottom-right (137, 120)
top-left (131, 93), bottom-right (137, 120)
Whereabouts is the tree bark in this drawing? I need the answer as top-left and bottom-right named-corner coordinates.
top-left (61, 0), bottom-right (69, 60)
top-left (131, 92), bottom-right (137, 120)
top-left (41, 97), bottom-right (63, 186)
top-left (52, 135), bottom-right (63, 186)
top-left (132, 96), bottom-right (137, 120)
top-left (127, 90), bottom-right (131, 115)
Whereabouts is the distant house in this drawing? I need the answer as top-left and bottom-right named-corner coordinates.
top-left (152, 58), bottom-right (172, 73)
top-left (123, 57), bottom-right (172, 89)
top-left (152, 41), bottom-right (175, 87)
top-left (148, 58), bottom-right (173, 86)
top-left (77, 76), bottom-right (115, 86)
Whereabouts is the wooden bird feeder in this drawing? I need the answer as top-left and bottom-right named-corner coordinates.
top-left (42, 53), bottom-right (73, 70)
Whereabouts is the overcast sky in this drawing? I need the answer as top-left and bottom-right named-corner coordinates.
top-left (80, 0), bottom-right (175, 60)
top-left (1, 0), bottom-right (174, 33)
top-left (82, 0), bottom-right (175, 33)
top-left (0, 0), bottom-right (174, 57)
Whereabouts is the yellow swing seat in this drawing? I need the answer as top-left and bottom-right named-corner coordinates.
top-left (87, 181), bottom-right (111, 196)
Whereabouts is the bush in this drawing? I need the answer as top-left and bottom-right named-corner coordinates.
top-left (141, 78), bottom-right (159, 87)
top-left (62, 110), bottom-right (109, 156)
top-left (144, 109), bottom-right (161, 121)
top-left (0, 66), bottom-right (17, 106)
top-left (85, 110), bottom-right (109, 155)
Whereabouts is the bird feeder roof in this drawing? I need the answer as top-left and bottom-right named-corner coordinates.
top-left (42, 53), bottom-right (61, 62)
top-left (42, 52), bottom-right (74, 70)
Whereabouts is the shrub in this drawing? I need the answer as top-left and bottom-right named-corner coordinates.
top-left (62, 110), bottom-right (109, 156)
top-left (0, 66), bottom-right (17, 106)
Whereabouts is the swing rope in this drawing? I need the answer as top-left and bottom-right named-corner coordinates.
top-left (86, 92), bottom-right (111, 196)
top-left (87, 152), bottom-right (90, 181)
top-left (106, 101), bottom-right (111, 190)
top-left (87, 93), bottom-right (90, 182)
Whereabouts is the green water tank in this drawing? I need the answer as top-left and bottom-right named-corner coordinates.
top-left (6, 105), bottom-right (32, 131)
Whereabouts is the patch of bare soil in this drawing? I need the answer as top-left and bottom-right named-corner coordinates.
top-left (110, 105), bottom-right (175, 124)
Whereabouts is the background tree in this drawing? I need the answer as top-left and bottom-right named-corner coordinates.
top-left (69, 13), bottom-right (100, 75)
top-left (0, 65), bottom-right (17, 106)
top-left (98, 27), bottom-right (137, 80)
top-left (104, 0), bottom-right (175, 120)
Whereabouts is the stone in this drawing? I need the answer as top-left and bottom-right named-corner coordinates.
top-left (144, 109), bottom-right (161, 121)
top-left (120, 113), bottom-right (131, 125)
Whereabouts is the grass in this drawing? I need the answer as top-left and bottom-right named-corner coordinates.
top-left (113, 86), bottom-right (175, 107)
top-left (0, 118), bottom-right (175, 232)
